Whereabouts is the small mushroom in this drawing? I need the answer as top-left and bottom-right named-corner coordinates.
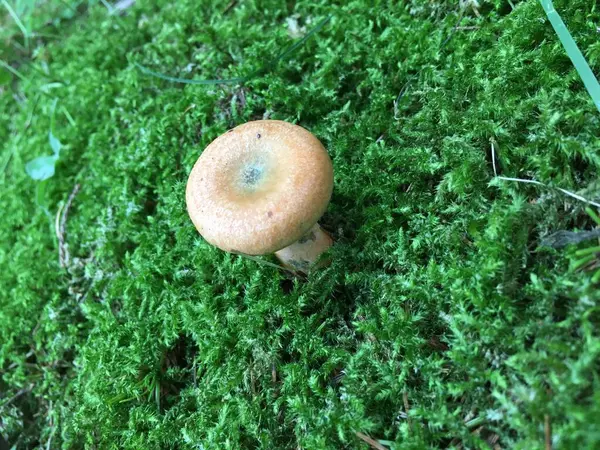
top-left (186, 120), bottom-right (334, 273)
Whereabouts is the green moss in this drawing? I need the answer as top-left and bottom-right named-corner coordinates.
top-left (1, 0), bottom-right (600, 448)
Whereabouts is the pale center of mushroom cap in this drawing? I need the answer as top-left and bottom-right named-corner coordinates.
top-left (238, 161), bottom-right (267, 190)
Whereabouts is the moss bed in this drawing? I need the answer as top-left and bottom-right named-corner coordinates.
top-left (1, 0), bottom-right (600, 448)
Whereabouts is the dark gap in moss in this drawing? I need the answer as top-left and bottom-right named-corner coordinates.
top-left (527, 28), bottom-right (550, 52)
top-left (281, 66), bottom-right (303, 86)
top-left (551, 54), bottom-right (576, 76)
top-left (523, 331), bottom-right (536, 350)
top-left (8, 391), bottom-right (40, 448)
top-left (477, 0), bottom-right (515, 17)
top-left (237, 426), bottom-right (262, 448)
top-left (279, 278), bottom-right (294, 295)
top-left (496, 0), bottom-right (516, 16)
top-left (177, 270), bottom-right (197, 288)
top-left (337, 69), bottom-right (370, 109)
top-left (569, 153), bottom-right (591, 180)
top-left (279, 346), bottom-right (299, 366)
top-left (56, 348), bottom-right (76, 378)
top-left (142, 191), bottom-right (159, 219)
top-left (109, 298), bottom-right (124, 320)
top-left (159, 334), bottom-right (199, 410)
top-left (112, 239), bottom-right (138, 266)
top-left (551, 295), bottom-right (570, 323)
top-left (25, 349), bottom-right (38, 366)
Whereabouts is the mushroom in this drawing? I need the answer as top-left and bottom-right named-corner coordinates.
top-left (185, 120), bottom-right (334, 273)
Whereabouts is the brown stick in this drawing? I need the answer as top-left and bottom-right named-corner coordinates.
top-left (545, 415), bottom-right (552, 450)
top-left (223, 0), bottom-right (237, 14)
top-left (57, 183), bottom-right (80, 268)
top-left (355, 432), bottom-right (387, 450)
top-left (0, 384), bottom-right (34, 408)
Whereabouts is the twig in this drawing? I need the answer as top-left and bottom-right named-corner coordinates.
top-left (240, 254), bottom-right (295, 273)
top-left (496, 176), bottom-right (600, 208)
top-left (57, 183), bottom-right (81, 268)
top-left (441, 7), bottom-right (467, 49)
top-left (45, 428), bottom-right (55, 450)
top-left (332, 369), bottom-right (346, 384)
top-left (193, 360), bottom-right (198, 388)
top-left (393, 79), bottom-right (413, 119)
top-left (403, 391), bottom-right (412, 430)
top-left (238, 88), bottom-right (246, 110)
top-left (250, 367), bottom-right (257, 396)
top-left (545, 415), bottom-right (552, 450)
top-left (355, 432), bottom-right (388, 450)
top-left (492, 142), bottom-right (600, 208)
top-left (223, 0), bottom-right (237, 14)
top-left (0, 384), bottom-right (34, 408)
top-left (487, 433), bottom-right (500, 446)
top-left (113, 0), bottom-right (135, 13)
top-left (490, 139), bottom-right (498, 177)
top-left (182, 104), bottom-right (196, 115)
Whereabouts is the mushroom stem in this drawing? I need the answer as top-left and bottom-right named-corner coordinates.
top-left (274, 223), bottom-right (332, 273)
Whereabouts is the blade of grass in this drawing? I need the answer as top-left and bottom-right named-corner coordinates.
top-left (355, 432), bottom-right (388, 450)
top-left (99, 0), bottom-right (126, 27)
top-left (574, 246), bottom-right (600, 257)
top-left (1, 0), bottom-right (29, 50)
top-left (0, 59), bottom-right (27, 81)
top-left (61, 106), bottom-right (77, 127)
top-left (573, 254), bottom-right (596, 271)
top-left (539, 0), bottom-right (600, 113)
top-left (136, 15), bottom-right (332, 85)
top-left (269, 15), bottom-right (332, 67)
top-left (135, 64), bottom-right (248, 85)
top-left (585, 207), bottom-right (600, 226)
top-left (56, 0), bottom-right (78, 14)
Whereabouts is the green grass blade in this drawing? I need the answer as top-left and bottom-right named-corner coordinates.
top-left (271, 15), bottom-right (332, 66)
top-left (0, 59), bottom-right (27, 81)
top-left (1, 0), bottom-right (29, 50)
top-left (574, 246), bottom-right (600, 257)
top-left (572, 254), bottom-right (596, 271)
top-left (539, 0), bottom-right (600, 113)
top-left (135, 63), bottom-right (248, 85)
top-left (585, 207), bottom-right (600, 226)
top-left (136, 15), bottom-right (332, 85)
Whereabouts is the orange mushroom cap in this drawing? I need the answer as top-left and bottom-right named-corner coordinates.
top-left (185, 120), bottom-right (333, 255)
